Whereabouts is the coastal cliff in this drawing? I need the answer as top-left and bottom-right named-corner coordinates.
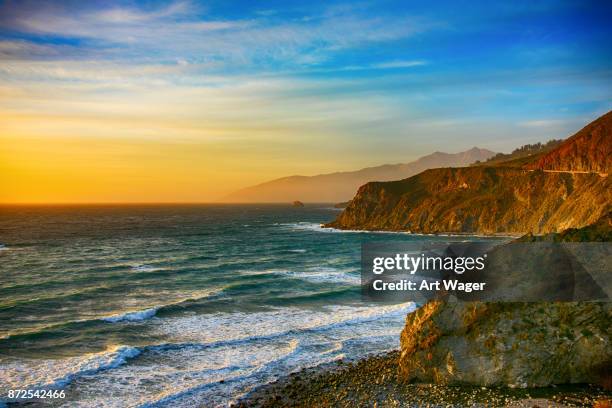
top-left (326, 167), bottom-right (610, 234)
top-left (399, 301), bottom-right (611, 388)
top-left (396, 213), bottom-right (612, 388)
top-left (332, 111), bottom-right (612, 391)
top-left (326, 111), bottom-right (612, 235)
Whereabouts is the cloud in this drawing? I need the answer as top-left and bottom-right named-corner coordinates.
top-left (92, 1), bottom-right (192, 24)
top-left (518, 119), bottom-right (568, 128)
top-left (0, 1), bottom-right (429, 69)
top-left (372, 60), bottom-right (427, 69)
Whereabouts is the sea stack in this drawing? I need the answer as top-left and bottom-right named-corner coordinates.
top-left (292, 200), bottom-right (305, 207)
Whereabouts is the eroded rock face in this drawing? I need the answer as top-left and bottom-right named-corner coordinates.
top-left (527, 110), bottom-right (611, 175)
top-left (326, 167), bottom-right (611, 235)
top-left (398, 301), bottom-right (611, 388)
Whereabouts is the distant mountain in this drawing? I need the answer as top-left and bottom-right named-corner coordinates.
top-left (526, 110), bottom-right (611, 174)
top-left (327, 111), bottom-right (612, 234)
top-left (223, 148), bottom-right (496, 203)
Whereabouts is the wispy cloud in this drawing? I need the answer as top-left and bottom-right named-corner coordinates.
top-left (372, 60), bottom-right (427, 69)
top-left (518, 119), bottom-right (569, 128)
top-left (0, 1), bottom-right (429, 69)
top-left (1, 0), bottom-right (610, 202)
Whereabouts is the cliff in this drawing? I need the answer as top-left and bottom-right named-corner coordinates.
top-left (326, 166), bottom-right (610, 234)
top-left (526, 110), bottom-right (611, 175)
top-left (327, 111), bottom-right (611, 235)
top-left (222, 148), bottom-right (495, 203)
top-left (398, 214), bottom-right (612, 388)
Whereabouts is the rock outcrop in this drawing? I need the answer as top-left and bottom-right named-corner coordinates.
top-left (398, 215), bottom-right (612, 388)
top-left (398, 301), bottom-right (611, 387)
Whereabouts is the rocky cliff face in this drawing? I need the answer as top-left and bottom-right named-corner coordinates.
top-left (398, 301), bottom-right (611, 387)
top-left (327, 112), bottom-right (612, 235)
top-left (397, 215), bottom-right (612, 388)
top-left (326, 166), bottom-right (610, 234)
top-left (526, 110), bottom-right (611, 174)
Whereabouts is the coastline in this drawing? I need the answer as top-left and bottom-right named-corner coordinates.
top-left (319, 224), bottom-right (522, 239)
top-left (232, 351), bottom-right (610, 407)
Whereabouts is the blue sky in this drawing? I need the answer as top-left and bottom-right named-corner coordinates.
top-left (1, 0), bottom-right (611, 201)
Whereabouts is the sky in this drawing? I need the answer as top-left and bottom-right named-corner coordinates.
top-left (0, 0), bottom-right (611, 203)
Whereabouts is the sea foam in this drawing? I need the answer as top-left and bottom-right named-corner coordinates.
top-left (0, 345), bottom-right (141, 394)
top-left (102, 307), bottom-right (160, 323)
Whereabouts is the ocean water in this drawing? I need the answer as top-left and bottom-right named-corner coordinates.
top-left (0, 205), bottom-right (498, 407)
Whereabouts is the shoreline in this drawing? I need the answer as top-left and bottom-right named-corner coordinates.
top-left (232, 350), bottom-right (610, 407)
top-left (319, 224), bottom-right (522, 239)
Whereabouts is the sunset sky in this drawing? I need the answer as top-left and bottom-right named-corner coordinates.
top-left (1, 0), bottom-right (611, 203)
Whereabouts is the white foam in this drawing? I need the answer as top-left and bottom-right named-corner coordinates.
top-left (280, 222), bottom-right (511, 239)
top-left (1, 303), bottom-right (416, 407)
top-left (101, 289), bottom-right (221, 324)
top-left (288, 249), bottom-right (307, 253)
top-left (279, 222), bottom-right (411, 235)
top-left (152, 302), bottom-right (415, 345)
top-left (134, 339), bottom-right (300, 408)
top-left (240, 267), bottom-right (359, 284)
top-left (281, 267), bottom-right (360, 284)
top-left (131, 264), bottom-right (160, 272)
top-left (0, 345), bottom-right (141, 392)
top-left (102, 307), bottom-right (160, 323)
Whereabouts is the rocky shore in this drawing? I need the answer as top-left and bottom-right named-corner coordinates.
top-left (232, 351), bottom-right (610, 407)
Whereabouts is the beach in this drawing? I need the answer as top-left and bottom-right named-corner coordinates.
top-left (234, 351), bottom-right (611, 407)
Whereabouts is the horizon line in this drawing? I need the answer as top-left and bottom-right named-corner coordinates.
top-left (0, 201), bottom-right (338, 206)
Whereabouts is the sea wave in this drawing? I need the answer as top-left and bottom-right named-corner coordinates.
top-left (102, 307), bottom-right (160, 323)
top-left (280, 267), bottom-right (360, 285)
top-left (1, 303), bottom-right (414, 407)
top-left (240, 267), bottom-right (359, 285)
top-left (135, 339), bottom-right (301, 408)
top-left (0, 345), bottom-right (141, 394)
top-left (131, 264), bottom-right (160, 272)
top-left (279, 222), bottom-right (411, 235)
top-left (152, 302), bottom-right (416, 346)
top-left (100, 289), bottom-right (222, 324)
top-left (1, 290), bottom-right (223, 340)
top-left (280, 222), bottom-right (513, 239)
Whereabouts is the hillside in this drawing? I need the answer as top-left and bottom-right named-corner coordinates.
top-left (222, 148), bottom-right (495, 203)
top-left (526, 110), bottom-right (611, 174)
top-left (472, 139), bottom-right (563, 167)
top-left (326, 111), bottom-right (612, 234)
top-left (325, 167), bottom-right (610, 234)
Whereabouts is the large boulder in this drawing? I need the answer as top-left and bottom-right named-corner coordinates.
top-left (398, 301), bottom-right (611, 388)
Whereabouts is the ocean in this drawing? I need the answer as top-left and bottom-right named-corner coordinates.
top-left (0, 205), bottom-right (499, 407)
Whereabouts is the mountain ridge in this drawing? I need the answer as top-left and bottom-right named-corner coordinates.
top-left (222, 147), bottom-right (496, 203)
